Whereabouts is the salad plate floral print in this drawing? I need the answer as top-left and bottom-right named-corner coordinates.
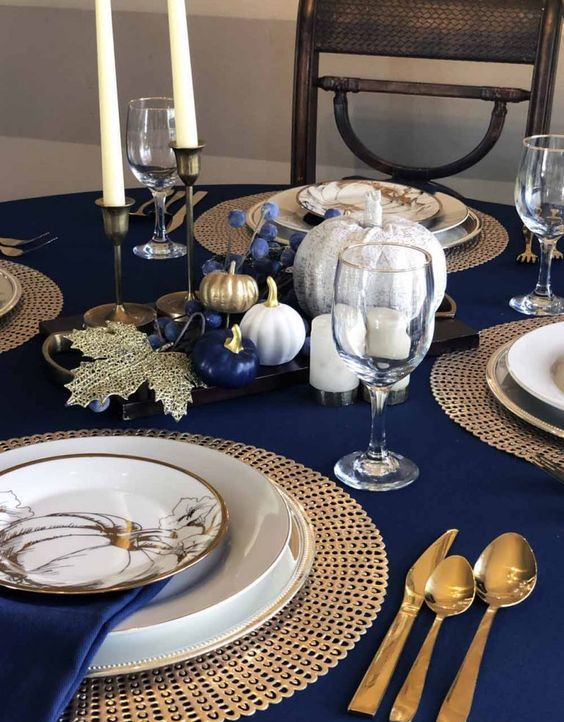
top-left (0, 454), bottom-right (227, 594)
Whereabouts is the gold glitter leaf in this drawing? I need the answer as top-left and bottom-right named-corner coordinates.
top-left (64, 322), bottom-right (202, 421)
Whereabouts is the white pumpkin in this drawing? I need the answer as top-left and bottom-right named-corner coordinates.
top-left (293, 216), bottom-right (447, 317)
top-left (241, 277), bottom-right (306, 366)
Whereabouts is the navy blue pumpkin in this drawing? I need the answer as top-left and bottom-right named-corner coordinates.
top-left (191, 324), bottom-right (259, 389)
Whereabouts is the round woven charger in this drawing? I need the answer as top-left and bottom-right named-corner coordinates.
top-left (0, 260), bottom-right (63, 353)
top-left (194, 192), bottom-right (508, 274)
top-left (0, 429), bottom-right (388, 722)
top-left (431, 317), bottom-right (563, 464)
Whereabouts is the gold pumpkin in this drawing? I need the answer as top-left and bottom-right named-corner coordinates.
top-left (199, 261), bottom-right (259, 314)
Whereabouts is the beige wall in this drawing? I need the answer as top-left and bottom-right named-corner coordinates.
top-left (0, 0), bottom-right (562, 203)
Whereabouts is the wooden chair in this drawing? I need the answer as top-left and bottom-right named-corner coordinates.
top-left (291, 0), bottom-right (562, 186)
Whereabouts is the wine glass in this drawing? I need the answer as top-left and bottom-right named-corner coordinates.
top-left (126, 97), bottom-right (185, 260)
top-left (332, 242), bottom-right (435, 492)
top-left (511, 134), bottom-right (564, 315)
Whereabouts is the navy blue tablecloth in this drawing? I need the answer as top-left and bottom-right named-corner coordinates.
top-left (0, 185), bottom-right (563, 721)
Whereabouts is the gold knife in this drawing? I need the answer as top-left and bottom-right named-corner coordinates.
top-left (166, 190), bottom-right (208, 234)
top-left (348, 529), bottom-right (459, 717)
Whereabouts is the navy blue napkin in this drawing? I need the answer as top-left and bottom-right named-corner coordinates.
top-left (0, 580), bottom-right (167, 722)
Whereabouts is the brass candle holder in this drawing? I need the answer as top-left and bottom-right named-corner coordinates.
top-left (157, 142), bottom-right (205, 318)
top-left (84, 198), bottom-right (156, 328)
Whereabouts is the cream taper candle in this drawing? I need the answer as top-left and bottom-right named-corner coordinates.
top-left (95, 0), bottom-right (125, 207)
top-left (167, 0), bottom-right (198, 147)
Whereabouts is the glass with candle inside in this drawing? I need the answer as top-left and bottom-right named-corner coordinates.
top-left (332, 242), bottom-right (435, 491)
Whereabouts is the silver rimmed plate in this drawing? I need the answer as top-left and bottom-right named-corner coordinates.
top-left (0, 267), bottom-right (22, 319)
top-left (297, 180), bottom-right (441, 223)
top-left (435, 209), bottom-right (482, 250)
top-left (486, 341), bottom-right (564, 439)
top-left (0, 453), bottom-right (227, 594)
top-left (506, 322), bottom-right (564, 412)
top-left (247, 188), bottom-right (470, 247)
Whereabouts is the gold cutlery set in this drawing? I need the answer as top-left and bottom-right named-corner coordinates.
top-left (349, 530), bottom-right (537, 721)
top-left (0, 231), bottom-right (58, 257)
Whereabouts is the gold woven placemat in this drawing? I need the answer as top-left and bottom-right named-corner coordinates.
top-left (194, 192), bottom-right (508, 274)
top-left (0, 260), bottom-right (63, 353)
top-left (431, 318), bottom-right (563, 464)
top-left (0, 429), bottom-right (388, 722)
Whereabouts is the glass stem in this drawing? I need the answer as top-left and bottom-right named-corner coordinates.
top-left (534, 237), bottom-right (556, 299)
top-left (366, 385), bottom-right (390, 462)
top-left (152, 190), bottom-right (168, 244)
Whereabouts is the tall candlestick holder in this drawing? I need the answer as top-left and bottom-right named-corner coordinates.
top-left (84, 198), bottom-right (156, 328)
top-left (157, 142), bottom-right (205, 318)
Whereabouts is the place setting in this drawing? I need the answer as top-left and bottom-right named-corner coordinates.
top-left (431, 133), bottom-right (564, 471)
top-left (0, 429), bottom-right (387, 722)
top-left (194, 178), bottom-right (509, 276)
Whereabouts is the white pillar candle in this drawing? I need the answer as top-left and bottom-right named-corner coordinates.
top-left (310, 314), bottom-right (359, 394)
top-left (167, 0), bottom-right (198, 148)
top-left (367, 307), bottom-right (411, 392)
top-left (366, 308), bottom-right (411, 360)
top-left (95, 0), bottom-right (125, 207)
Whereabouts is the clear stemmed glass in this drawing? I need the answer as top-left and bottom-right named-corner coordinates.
top-left (126, 97), bottom-right (185, 260)
top-left (511, 134), bottom-right (564, 315)
top-left (332, 243), bottom-right (435, 491)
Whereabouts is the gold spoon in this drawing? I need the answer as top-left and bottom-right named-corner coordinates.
top-left (390, 556), bottom-right (475, 722)
top-left (437, 532), bottom-right (537, 722)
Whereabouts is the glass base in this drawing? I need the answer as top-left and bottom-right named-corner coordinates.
top-left (134, 240), bottom-right (186, 260)
top-left (509, 292), bottom-right (564, 316)
top-left (334, 450), bottom-right (419, 492)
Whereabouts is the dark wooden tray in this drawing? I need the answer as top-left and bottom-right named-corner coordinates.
top-left (39, 312), bottom-right (478, 420)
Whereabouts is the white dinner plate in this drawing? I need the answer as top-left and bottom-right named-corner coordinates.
top-left (507, 323), bottom-right (564, 412)
top-left (0, 437), bottom-right (299, 672)
top-left (486, 342), bottom-right (564, 439)
top-left (91, 491), bottom-right (314, 675)
top-left (0, 454), bottom-right (226, 594)
top-left (247, 188), bottom-right (469, 245)
top-left (0, 268), bottom-right (22, 319)
top-left (298, 180), bottom-right (441, 223)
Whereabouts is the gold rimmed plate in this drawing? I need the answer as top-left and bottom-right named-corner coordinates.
top-left (246, 187), bottom-right (474, 249)
top-left (0, 453), bottom-right (227, 594)
top-left (297, 180), bottom-right (442, 223)
top-left (0, 267), bottom-right (22, 320)
top-left (486, 341), bottom-right (564, 439)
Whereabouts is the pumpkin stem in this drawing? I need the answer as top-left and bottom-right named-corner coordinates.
top-left (265, 277), bottom-right (279, 308)
top-left (224, 324), bottom-right (244, 354)
top-left (228, 260), bottom-right (237, 275)
top-left (363, 189), bottom-right (383, 228)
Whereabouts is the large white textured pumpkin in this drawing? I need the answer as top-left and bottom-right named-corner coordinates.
top-left (241, 277), bottom-right (306, 366)
top-left (293, 216), bottom-right (447, 317)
